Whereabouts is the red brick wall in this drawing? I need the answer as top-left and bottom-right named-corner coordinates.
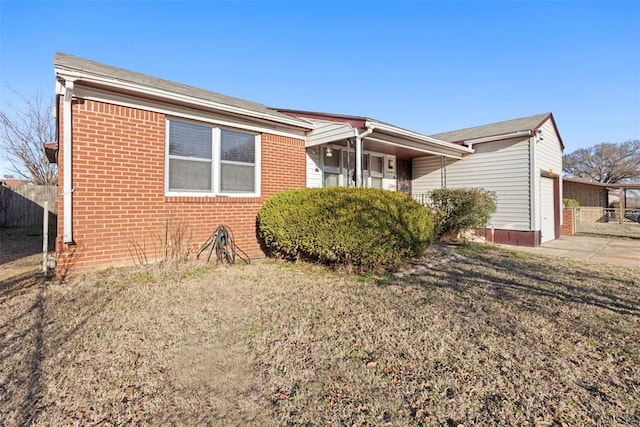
top-left (563, 181), bottom-right (608, 208)
top-left (56, 98), bottom-right (306, 276)
top-left (561, 208), bottom-right (576, 235)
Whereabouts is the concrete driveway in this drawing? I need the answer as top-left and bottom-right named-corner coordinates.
top-left (505, 235), bottom-right (640, 267)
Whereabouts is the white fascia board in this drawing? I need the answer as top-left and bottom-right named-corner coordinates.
top-left (55, 68), bottom-right (314, 131)
top-left (365, 136), bottom-right (466, 159)
top-left (463, 130), bottom-right (532, 147)
top-left (71, 84), bottom-right (307, 139)
top-left (366, 120), bottom-right (474, 155)
top-left (305, 120), bottom-right (355, 147)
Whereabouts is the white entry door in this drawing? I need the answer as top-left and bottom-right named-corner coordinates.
top-left (540, 177), bottom-right (555, 243)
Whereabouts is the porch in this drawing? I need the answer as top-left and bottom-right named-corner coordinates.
top-left (289, 112), bottom-right (473, 192)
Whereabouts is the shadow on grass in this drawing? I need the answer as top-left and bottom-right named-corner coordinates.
top-left (460, 251), bottom-right (638, 316)
top-left (0, 226), bottom-right (56, 267)
top-left (391, 248), bottom-right (639, 330)
top-left (0, 270), bottom-right (123, 425)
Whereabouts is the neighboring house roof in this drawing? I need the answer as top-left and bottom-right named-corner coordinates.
top-left (276, 109), bottom-right (474, 159)
top-left (563, 177), bottom-right (610, 187)
top-left (430, 112), bottom-right (564, 149)
top-left (0, 178), bottom-right (29, 186)
top-left (564, 177), bottom-right (640, 191)
top-left (54, 53), bottom-right (313, 131)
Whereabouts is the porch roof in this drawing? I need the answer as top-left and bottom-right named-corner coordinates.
top-left (276, 110), bottom-right (474, 159)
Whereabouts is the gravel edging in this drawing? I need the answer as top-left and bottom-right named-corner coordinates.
top-left (393, 246), bottom-right (466, 278)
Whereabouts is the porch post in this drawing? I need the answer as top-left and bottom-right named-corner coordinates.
top-left (355, 137), bottom-right (362, 187)
top-left (355, 126), bottom-right (374, 187)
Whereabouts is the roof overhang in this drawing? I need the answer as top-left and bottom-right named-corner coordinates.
top-left (44, 142), bottom-right (58, 164)
top-left (305, 119), bottom-right (473, 159)
top-left (54, 67), bottom-right (314, 132)
top-left (563, 177), bottom-right (640, 191)
top-left (461, 130), bottom-right (533, 148)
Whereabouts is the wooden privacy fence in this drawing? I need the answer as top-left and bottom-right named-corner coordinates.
top-left (0, 184), bottom-right (58, 227)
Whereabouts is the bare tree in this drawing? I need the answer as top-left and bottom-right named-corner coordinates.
top-left (0, 92), bottom-right (57, 185)
top-left (563, 140), bottom-right (640, 184)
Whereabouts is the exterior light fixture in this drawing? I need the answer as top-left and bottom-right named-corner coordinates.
top-left (326, 146), bottom-right (333, 157)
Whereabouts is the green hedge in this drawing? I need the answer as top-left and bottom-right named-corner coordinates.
top-left (563, 198), bottom-right (580, 208)
top-left (257, 187), bottom-right (434, 271)
top-left (428, 188), bottom-right (497, 240)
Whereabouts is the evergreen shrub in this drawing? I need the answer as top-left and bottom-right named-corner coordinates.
top-left (257, 187), bottom-right (434, 271)
top-left (563, 198), bottom-right (580, 208)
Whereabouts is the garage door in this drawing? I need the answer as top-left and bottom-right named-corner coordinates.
top-left (540, 177), bottom-right (555, 243)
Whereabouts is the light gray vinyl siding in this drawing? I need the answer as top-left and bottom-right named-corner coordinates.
top-left (306, 149), bottom-right (322, 188)
top-left (532, 119), bottom-right (564, 229)
top-left (306, 120), bottom-right (354, 146)
top-left (413, 138), bottom-right (532, 230)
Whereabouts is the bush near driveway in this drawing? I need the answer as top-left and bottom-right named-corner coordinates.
top-left (428, 188), bottom-right (497, 240)
top-left (257, 187), bottom-right (434, 271)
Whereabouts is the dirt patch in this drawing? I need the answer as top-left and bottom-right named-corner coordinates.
top-left (1, 233), bottom-right (639, 425)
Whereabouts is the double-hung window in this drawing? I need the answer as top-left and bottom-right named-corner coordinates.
top-left (166, 118), bottom-right (260, 196)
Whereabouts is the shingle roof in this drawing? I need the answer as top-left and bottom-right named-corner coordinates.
top-left (54, 52), bottom-right (309, 126)
top-left (429, 113), bottom-right (552, 143)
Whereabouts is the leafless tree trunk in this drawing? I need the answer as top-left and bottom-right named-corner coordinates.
top-left (0, 92), bottom-right (58, 185)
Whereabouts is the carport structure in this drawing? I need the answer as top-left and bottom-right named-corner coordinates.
top-left (608, 182), bottom-right (640, 222)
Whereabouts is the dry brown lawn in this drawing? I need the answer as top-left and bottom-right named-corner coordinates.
top-left (1, 227), bottom-right (639, 426)
top-left (577, 221), bottom-right (640, 240)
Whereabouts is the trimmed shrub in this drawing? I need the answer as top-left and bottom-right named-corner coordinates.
top-left (257, 187), bottom-right (434, 271)
top-left (428, 188), bottom-right (497, 240)
top-left (563, 198), bottom-right (580, 208)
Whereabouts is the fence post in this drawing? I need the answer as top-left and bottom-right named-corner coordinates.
top-left (43, 201), bottom-right (48, 275)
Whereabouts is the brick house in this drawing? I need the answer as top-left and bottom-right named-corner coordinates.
top-left (563, 177), bottom-right (610, 208)
top-left (49, 53), bottom-right (564, 275)
top-left (51, 53), bottom-right (316, 275)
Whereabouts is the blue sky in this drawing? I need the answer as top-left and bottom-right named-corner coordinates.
top-left (1, 0), bottom-right (639, 177)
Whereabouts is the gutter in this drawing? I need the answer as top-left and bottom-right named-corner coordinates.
top-left (54, 68), bottom-right (313, 131)
top-left (462, 130), bottom-right (532, 149)
top-left (365, 136), bottom-right (466, 159)
top-left (372, 121), bottom-right (474, 154)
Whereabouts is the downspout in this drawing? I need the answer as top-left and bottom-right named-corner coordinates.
top-left (62, 80), bottom-right (74, 244)
top-left (355, 125), bottom-right (374, 187)
top-left (529, 134), bottom-right (538, 243)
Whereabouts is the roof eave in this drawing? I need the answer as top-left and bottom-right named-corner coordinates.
top-left (532, 113), bottom-right (565, 150)
top-left (55, 67), bottom-right (314, 131)
top-left (459, 130), bottom-right (534, 147)
top-left (365, 120), bottom-right (474, 155)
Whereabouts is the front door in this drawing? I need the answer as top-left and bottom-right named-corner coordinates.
top-left (541, 177), bottom-right (556, 243)
top-left (397, 159), bottom-right (412, 195)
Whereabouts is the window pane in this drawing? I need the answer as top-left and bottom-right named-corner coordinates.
top-left (324, 148), bottom-right (339, 168)
top-left (324, 172), bottom-right (339, 187)
top-left (221, 129), bottom-right (255, 163)
top-left (370, 156), bottom-right (383, 174)
top-left (220, 163), bottom-right (254, 192)
top-left (169, 121), bottom-right (212, 159)
top-left (342, 150), bottom-right (355, 170)
top-left (169, 159), bottom-right (212, 191)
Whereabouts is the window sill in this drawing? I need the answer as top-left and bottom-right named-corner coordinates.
top-left (164, 194), bottom-right (262, 204)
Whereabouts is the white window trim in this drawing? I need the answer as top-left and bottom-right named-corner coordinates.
top-left (165, 117), bottom-right (261, 197)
